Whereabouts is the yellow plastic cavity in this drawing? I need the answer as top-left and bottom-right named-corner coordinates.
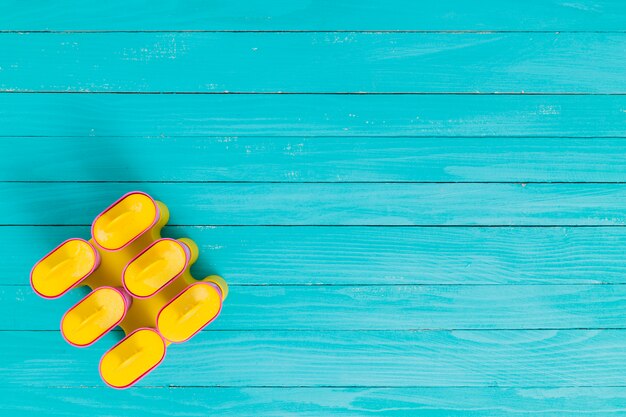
top-left (30, 239), bottom-right (98, 299)
top-left (123, 239), bottom-right (189, 298)
top-left (61, 287), bottom-right (127, 347)
top-left (157, 282), bottom-right (223, 343)
top-left (92, 192), bottom-right (158, 251)
top-left (99, 328), bottom-right (166, 389)
top-left (30, 191), bottom-right (228, 388)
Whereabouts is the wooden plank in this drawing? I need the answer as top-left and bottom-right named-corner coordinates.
top-left (3, 386), bottom-right (626, 416)
top-left (6, 284), bottom-right (626, 331)
top-left (5, 136), bottom-right (626, 182)
top-left (3, 33), bottom-right (626, 93)
top-left (4, 329), bottom-right (626, 387)
top-left (5, 225), bottom-right (626, 286)
top-left (2, 0), bottom-right (625, 31)
top-left (3, 182), bottom-right (626, 226)
top-left (1, 94), bottom-right (624, 137)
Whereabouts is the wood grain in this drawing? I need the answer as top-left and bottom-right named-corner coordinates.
top-left (6, 330), bottom-right (626, 387)
top-left (5, 226), bottom-right (626, 286)
top-left (3, 386), bottom-right (626, 416)
top-left (5, 136), bottom-right (626, 182)
top-left (2, 0), bottom-right (625, 31)
top-left (3, 182), bottom-right (626, 226)
top-left (1, 94), bottom-right (624, 137)
top-left (3, 33), bottom-right (626, 93)
top-left (6, 284), bottom-right (626, 331)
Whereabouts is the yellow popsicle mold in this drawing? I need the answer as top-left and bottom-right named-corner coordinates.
top-left (122, 238), bottom-right (190, 298)
top-left (157, 281), bottom-right (223, 343)
top-left (30, 191), bottom-right (228, 388)
top-left (30, 238), bottom-right (100, 299)
top-left (99, 328), bottom-right (166, 389)
top-left (92, 192), bottom-right (159, 251)
top-left (61, 286), bottom-right (128, 347)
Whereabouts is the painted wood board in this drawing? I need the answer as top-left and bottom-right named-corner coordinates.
top-left (1, 94), bottom-right (624, 137)
top-left (5, 329), bottom-right (626, 387)
top-left (5, 225), bottom-right (626, 286)
top-left (2, 0), bottom-right (625, 31)
top-left (3, 182), bottom-right (626, 226)
top-left (3, 33), bottom-right (626, 93)
top-left (5, 136), bottom-right (626, 183)
top-left (6, 386), bottom-right (626, 416)
top-left (6, 284), bottom-right (626, 331)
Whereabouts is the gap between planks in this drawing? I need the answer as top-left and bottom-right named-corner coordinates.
top-left (4, 30), bottom-right (626, 34)
top-left (3, 91), bottom-right (626, 95)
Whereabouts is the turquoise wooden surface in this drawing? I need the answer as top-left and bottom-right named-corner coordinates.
top-left (3, 33), bottom-right (626, 93)
top-left (5, 226), bottom-right (626, 285)
top-left (7, 182), bottom-right (626, 226)
top-left (7, 329), bottom-right (626, 386)
top-left (1, 0), bottom-right (626, 31)
top-left (3, 2), bottom-right (626, 416)
top-left (7, 284), bottom-right (626, 330)
top-left (6, 137), bottom-right (626, 182)
top-left (1, 94), bottom-right (626, 137)
top-left (5, 387), bottom-right (626, 417)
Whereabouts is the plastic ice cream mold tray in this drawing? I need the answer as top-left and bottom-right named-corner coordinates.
top-left (30, 191), bottom-right (228, 389)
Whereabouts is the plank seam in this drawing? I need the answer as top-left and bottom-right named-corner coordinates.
top-left (6, 181), bottom-right (626, 184)
top-left (4, 91), bottom-right (626, 95)
top-left (2, 135), bottom-right (625, 139)
top-left (6, 283), bottom-right (626, 287)
top-left (6, 224), bottom-right (626, 228)
top-left (2, 30), bottom-right (626, 34)
top-left (23, 384), bottom-right (626, 390)
top-left (7, 328), bottom-right (626, 332)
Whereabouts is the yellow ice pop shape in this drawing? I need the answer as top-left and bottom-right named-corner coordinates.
top-left (30, 238), bottom-right (99, 299)
top-left (123, 238), bottom-right (190, 298)
top-left (92, 192), bottom-right (159, 251)
top-left (157, 281), bottom-right (224, 343)
top-left (61, 286), bottom-right (128, 347)
top-left (99, 328), bottom-right (166, 389)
